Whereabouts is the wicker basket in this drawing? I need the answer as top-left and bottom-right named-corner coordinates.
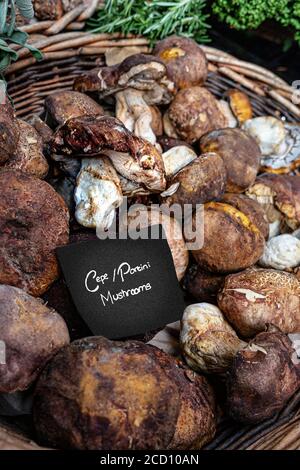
top-left (2, 18), bottom-right (300, 451)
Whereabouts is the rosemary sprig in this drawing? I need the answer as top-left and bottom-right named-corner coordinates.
top-left (87, 0), bottom-right (211, 45)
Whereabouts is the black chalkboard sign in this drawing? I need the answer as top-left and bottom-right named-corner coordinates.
top-left (56, 226), bottom-right (185, 339)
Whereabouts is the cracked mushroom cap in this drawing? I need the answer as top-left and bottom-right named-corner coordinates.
top-left (218, 268), bottom-right (300, 337)
top-left (200, 128), bottom-right (261, 193)
top-left (51, 115), bottom-right (166, 192)
top-left (33, 337), bottom-right (181, 450)
top-left (166, 87), bottom-right (227, 144)
top-left (45, 91), bottom-right (104, 126)
top-left (191, 202), bottom-right (265, 273)
top-left (246, 173), bottom-right (300, 231)
top-left (226, 325), bottom-right (300, 424)
top-left (74, 54), bottom-right (174, 103)
top-left (221, 193), bottom-right (269, 240)
top-left (153, 35), bottom-right (207, 89)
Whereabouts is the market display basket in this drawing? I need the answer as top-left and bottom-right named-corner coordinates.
top-left (1, 15), bottom-right (300, 451)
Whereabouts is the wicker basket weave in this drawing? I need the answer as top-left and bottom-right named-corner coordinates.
top-left (2, 19), bottom-right (300, 451)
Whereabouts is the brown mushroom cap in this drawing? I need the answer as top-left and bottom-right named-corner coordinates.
top-left (226, 325), bottom-right (300, 424)
top-left (0, 285), bottom-right (69, 393)
top-left (33, 337), bottom-right (181, 450)
top-left (51, 115), bottom-right (166, 192)
top-left (163, 153), bottom-right (227, 208)
top-left (154, 35), bottom-right (207, 89)
top-left (183, 265), bottom-right (225, 303)
top-left (3, 120), bottom-right (49, 178)
top-left (0, 95), bottom-right (20, 164)
top-left (45, 91), bottom-right (104, 126)
top-left (200, 128), bottom-right (261, 193)
top-left (221, 193), bottom-right (269, 240)
top-left (0, 170), bottom-right (69, 296)
top-left (167, 87), bottom-right (226, 144)
top-left (32, 0), bottom-right (64, 20)
top-left (246, 173), bottom-right (300, 230)
top-left (191, 202), bottom-right (265, 273)
top-left (218, 268), bottom-right (300, 337)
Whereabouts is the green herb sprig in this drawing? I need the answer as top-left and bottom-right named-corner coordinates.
top-left (87, 0), bottom-right (211, 45)
top-left (0, 0), bottom-right (42, 74)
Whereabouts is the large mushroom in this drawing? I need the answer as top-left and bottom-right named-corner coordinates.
top-left (51, 115), bottom-right (166, 192)
top-left (153, 35), bottom-right (207, 89)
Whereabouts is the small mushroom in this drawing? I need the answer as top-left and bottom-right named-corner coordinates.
top-left (45, 90), bottom-right (104, 127)
top-left (3, 120), bottom-right (49, 178)
top-left (180, 303), bottom-right (246, 374)
top-left (51, 115), bottom-right (166, 192)
top-left (162, 153), bottom-right (227, 208)
top-left (259, 233), bottom-right (300, 270)
top-left (74, 157), bottom-right (123, 231)
top-left (165, 87), bottom-right (227, 144)
top-left (246, 173), bottom-right (300, 231)
top-left (218, 268), bottom-right (300, 337)
top-left (226, 325), bottom-right (300, 424)
top-left (153, 35), bottom-right (207, 89)
top-left (200, 128), bottom-right (261, 193)
top-left (225, 89), bottom-right (253, 124)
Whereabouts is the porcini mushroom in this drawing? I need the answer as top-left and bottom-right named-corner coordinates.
top-left (165, 87), bottom-right (227, 144)
top-left (51, 115), bottom-right (166, 192)
top-left (153, 35), bottom-right (207, 89)
top-left (74, 157), bottom-right (123, 231)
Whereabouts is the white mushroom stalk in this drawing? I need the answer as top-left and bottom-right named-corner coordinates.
top-left (115, 89), bottom-right (158, 147)
top-left (74, 157), bottom-right (123, 231)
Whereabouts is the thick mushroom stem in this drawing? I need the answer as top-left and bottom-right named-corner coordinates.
top-left (74, 157), bottom-right (123, 231)
top-left (104, 149), bottom-right (165, 192)
top-left (116, 89), bottom-right (158, 147)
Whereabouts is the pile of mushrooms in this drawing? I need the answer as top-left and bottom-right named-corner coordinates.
top-left (1, 34), bottom-right (300, 450)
